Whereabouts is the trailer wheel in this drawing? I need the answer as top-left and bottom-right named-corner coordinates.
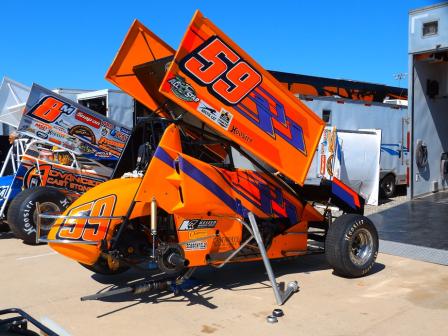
top-left (380, 174), bottom-right (396, 198)
top-left (7, 187), bottom-right (69, 245)
top-left (325, 214), bottom-right (378, 278)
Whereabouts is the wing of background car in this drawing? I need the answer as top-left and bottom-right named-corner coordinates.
top-left (105, 19), bottom-right (175, 116)
top-left (159, 10), bottom-right (325, 185)
top-left (18, 84), bottom-right (132, 165)
top-left (105, 20), bottom-right (227, 159)
top-left (0, 77), bottom-right (31, 129)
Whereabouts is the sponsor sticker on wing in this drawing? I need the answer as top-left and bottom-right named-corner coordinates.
top-left (197, 100), bottom-right (233, 131)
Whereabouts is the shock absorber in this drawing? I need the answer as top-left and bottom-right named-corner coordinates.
top-left (151, 197), bottom-right (157, 259)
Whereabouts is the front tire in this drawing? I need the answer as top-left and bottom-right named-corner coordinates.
top-left (7, 187), bottom-right (69, 245)
top-left (325, 214), bottom-right (378, 278)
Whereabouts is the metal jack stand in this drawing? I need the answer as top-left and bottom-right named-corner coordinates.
top-left (247, 212), bottom-right (299, 305)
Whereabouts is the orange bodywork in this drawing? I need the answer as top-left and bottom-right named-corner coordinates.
top-left (49, 124), bottom-right (323, 266)
top-left (48, 12), bottom-right (326, 270)
top-left (160, 10), bottom-right (325, 186)
top-left (106, 20), bottom-right (174, 114)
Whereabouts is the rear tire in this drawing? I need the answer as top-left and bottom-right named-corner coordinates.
top-left (325, 214), bottom-right (378, 278)
top-left (380, 174), bottom-right (396, 198)
top-left (7, 187), bottom-right (69, 245)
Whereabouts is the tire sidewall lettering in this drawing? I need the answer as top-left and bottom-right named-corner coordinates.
top-left (23, 200), bottom-right (36, 235)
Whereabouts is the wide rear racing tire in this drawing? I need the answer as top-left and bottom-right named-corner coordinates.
top-left (7, 187), bottom-right (69, 245)
top-left (325, 214), bottom-right (379, 278)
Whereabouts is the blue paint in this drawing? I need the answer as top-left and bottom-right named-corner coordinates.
top-left (331, 182), bottom-right (357, 209)
top-left (234, 88), bottom-right (306, 153)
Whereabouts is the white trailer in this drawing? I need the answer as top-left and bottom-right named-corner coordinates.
top-left (408, 2), bottom-right (448, 198)
top-left (301, 95), bottom-right (409, 198)
top-left (77, 89), bottom-right (134, 127)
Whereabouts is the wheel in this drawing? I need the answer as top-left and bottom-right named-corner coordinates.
top-left (325, 214), bottom-right (378, 278)
top-left (7, 187), bottom-right (69, 245)
top-left (380, 174), bottom-right (396, 198)
top-left (79, 257), bottom-right (129, 275)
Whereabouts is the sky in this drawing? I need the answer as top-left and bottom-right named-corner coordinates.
top-left (0, 0), bottom-right (439, 91)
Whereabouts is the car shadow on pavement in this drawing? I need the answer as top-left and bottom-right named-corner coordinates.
top-left (0, 231), bottom-right (14, 240)
top-left (86, 254), bottom-right (385, 318)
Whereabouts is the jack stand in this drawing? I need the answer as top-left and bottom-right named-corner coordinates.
top-left (247, 212), bottom-right (299, 305)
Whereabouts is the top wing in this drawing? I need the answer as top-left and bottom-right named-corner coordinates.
top-left (105, 20), bottom-right (175, 113)
top-left (159, 10), bottom-right (325, 185)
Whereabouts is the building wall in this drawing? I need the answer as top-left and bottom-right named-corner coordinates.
top-left (411, 60), bottom-right (448, 196)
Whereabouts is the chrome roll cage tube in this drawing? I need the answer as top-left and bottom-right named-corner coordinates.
top-left (35, 202), bottom-right (125, 245)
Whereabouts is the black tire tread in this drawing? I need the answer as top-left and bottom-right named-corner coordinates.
top-left (7, 187), bottom-right (68, 244)
top-left (325, 214), bottom-right (378, 278)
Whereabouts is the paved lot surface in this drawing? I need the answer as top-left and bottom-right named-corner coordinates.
top-left (369, 191), bottom-right (448, 250)
top-left (364, 187), bottom-right (408, 217)
top-left (0, 235), bottom-right (447, 336)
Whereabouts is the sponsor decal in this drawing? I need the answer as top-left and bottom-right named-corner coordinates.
top-left (216, 109), bottom-right (233, 130)
top-left (24, 164), bottom-right (105, 193)
top-left (35, 122), bottom-right (51, 132)
top-left (212, 236), bottom-right (240, 249)
top-left (101, 127), bottom-right (109, 136)
top-left (197, 100), bottom-right (220, 120)
top-left (101, 120), bottom-right (114, 130)
top-left (168, 76), bottom-right (199, 102)
top-left (98, 137), bottom-right (125, 157)
top-left (53, 125), bottom-right (66, 132)
top-left (185, 241), bottom-right (207, 251)
top-left (178, 219), bottom-right (217, 231)
top-left (69, 125), bottom-right (96, 144)
top-left (188, 229), bottom-right (210, 240)
top-left (95, 151), bottom-right (113, 158)
top-left (110, 129), bottom-right (128, 142)
top-left (79, 143), bottom-right (96, 154)
top-left (197, 100), bottom-right (233, 130)
top-left (36, 131), bottom-right (48, 139)
top-left (120, 127), bottom-right (131, 135)
top-left (49, 137), bottom-right (62, 145)
top-left (320, 155), bottom-right (326, 176)
top-left (61, 141), bottom-right (77, 151)
top-left (55, 119), bottom-right (71, 129)
top-left (75, 111), bottom-right (101, 129)
top-left (229, 125), bottom-right (252, 143)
